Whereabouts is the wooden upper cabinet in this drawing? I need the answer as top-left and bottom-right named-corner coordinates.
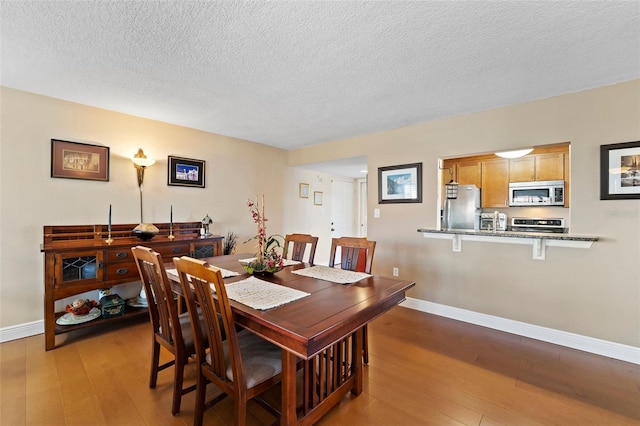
top-left (442, 159), bottom-right (482, 186)
top-left (456, 160), bottom-right (482, 187)
top-left (481, 158), bottom-right (510, 208)
top-left (536, 152), bottom-right (565, 181)
top-left (510, 152), bottom-right (564, 182)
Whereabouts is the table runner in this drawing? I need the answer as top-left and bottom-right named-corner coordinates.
top-left (292, 265), bottom-right (371, 284)
top-left (221, 276), bottom-right (310, 310)
top-left (166, 267), bottom-right (240, 280)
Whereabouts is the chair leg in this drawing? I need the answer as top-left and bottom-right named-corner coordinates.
top-left (194, 373), bottom-right (207, 426)
top-left (171, 355), bottom-right (185, 415)
top-left (363, 324), bottom-right (369, 365)
top-left (234, 398), bottom-right (247, 426)
top-left (149, 339), bottom-right (160, 388)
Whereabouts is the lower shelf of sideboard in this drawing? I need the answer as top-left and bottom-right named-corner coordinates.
top-left (54, 306), bottom-right (148, 336)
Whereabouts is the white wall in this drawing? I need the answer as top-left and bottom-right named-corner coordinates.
top-left (282, 167), bottom-right (357, 265)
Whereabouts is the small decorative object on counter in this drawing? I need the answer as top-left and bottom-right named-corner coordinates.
top-left (99, 294), bottom-right (125, 318)
top-left (244, 196), bottom-right (284, 275)
top-left (98, 287), bottom-right (111, 300)
top-left (201, 214), bottom-right (213, 236)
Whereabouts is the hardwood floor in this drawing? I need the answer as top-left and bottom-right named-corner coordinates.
top-left (1, 307), bottom-right (638, 425)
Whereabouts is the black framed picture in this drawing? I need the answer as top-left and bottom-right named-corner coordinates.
top-left (378, 162), bottom-right (422, 204)
top-left (600, 141), bottom-right (640, 200)
top-left (51, 139), bottom-right (110, 181)
top-left (168, 156), bottom-right (205, 188)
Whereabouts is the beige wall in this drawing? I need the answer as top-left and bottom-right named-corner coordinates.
top-left (289, 80), bottom-right (640, 347)
top-left (2, 81), bottom-right (639, 349)
top-left (0, 87), bottom-right (287, 326)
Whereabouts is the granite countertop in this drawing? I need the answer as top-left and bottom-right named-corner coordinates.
top-left (417, 228), bottom-right (598, 242)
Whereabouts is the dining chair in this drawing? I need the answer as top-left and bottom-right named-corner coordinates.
top-left (173, 256), bottom-right (283, 426)
top-left (131, 246), bottom-right (201, 416)
top-left (282, 233), bottom-right (319, 263)
top-left (328, 236), bottom-right (376, 364)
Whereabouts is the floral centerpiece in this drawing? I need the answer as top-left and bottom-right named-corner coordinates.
top-left (244, 196), bottom-right (284, 275)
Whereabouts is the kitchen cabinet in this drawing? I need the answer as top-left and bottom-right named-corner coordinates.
top-left (442, 159), bottom-right (482, 187)
top-left (441, 159), bottom-right (482, 207)
top-left (42, 222), bottom-right (223, 350)
top-left (510, 152), bottom-right (564, 182)
top-left (456, 160), bottom-right (482, 187)
top-left (481, 158), bottom-right (510, 208)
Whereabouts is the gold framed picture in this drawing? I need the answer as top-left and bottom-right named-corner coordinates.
top-left (51, 139), bottom-right (110, 181)
top-left (314, 191), bottom-right (323, 206)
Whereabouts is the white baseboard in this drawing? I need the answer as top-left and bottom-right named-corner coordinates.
top-left (0, 320), bottom-right (44, 344)
top-left (401, 297), bottom-right (640, 365)
top-left (3, 300), bottom-right (639, 365)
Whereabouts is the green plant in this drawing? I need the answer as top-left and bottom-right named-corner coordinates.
top-left (223, 231), bottom-right (238, 255)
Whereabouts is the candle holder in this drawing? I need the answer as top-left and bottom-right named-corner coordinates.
top-left (105, 233), bottom-right (113, 245)
top-left (168, 225), bottom-right (175, 240)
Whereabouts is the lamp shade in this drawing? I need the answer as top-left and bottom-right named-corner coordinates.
top-left (132, 148), bottom-right (155, 167)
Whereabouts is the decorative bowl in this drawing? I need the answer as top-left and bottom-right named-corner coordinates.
top-left (243, 260), bottom-right (283, 275)
top-left (132, 223), bottom-right (160, 241)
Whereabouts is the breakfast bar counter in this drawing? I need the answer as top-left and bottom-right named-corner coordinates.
top-left (418, 228), bottom-right (598, 260)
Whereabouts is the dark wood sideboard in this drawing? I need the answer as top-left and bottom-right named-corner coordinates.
top-left (41, 222), bottom-right (223, 350)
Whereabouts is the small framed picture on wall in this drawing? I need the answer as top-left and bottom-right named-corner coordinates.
top-left (314, 191), bottom-right (323, 206)
top-left (299, 183), bottom-right (310, 198)
top-left (168, 156), bottom-right (206, 188)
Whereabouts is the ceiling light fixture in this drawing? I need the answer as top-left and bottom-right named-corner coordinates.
top-left (495, 148), bottom-right (533, 159)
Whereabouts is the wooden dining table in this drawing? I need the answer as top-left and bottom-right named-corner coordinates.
top-left (165, 253), bottom-right (415, 425)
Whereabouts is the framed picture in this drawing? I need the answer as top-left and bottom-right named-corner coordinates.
top-left (168, 156), bottom-right (205, 188)
top-left (51, 139), bottom-right (110, 181)
top-left (600, 141), bottom-right (640, 200)
top-left (314, 191), bottom-right (323, 205)
top-left (378, 162), bottom-right (422, 203)
top-left (299, 182), bottom-right (310, 198)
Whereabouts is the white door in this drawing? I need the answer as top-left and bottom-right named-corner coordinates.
top-left (330, 179), bottom-right (356, 238)
top-left (358, 178), bottom-right (368, 237)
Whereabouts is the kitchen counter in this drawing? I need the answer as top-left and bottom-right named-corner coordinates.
top-left (417, 228), bottom-right (598, 260)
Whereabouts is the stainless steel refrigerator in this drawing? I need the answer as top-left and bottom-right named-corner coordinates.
top-left (443, 185), bottom-right (481, 230)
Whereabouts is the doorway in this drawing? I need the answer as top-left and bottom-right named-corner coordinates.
top-left (330, 179), bottom-right (356, 238)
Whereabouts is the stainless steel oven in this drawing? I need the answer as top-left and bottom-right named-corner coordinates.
top-left (511, 217), bottom-right (567, 233)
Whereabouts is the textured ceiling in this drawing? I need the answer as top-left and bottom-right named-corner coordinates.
top-left (1, 1), bottom-right (639, 154)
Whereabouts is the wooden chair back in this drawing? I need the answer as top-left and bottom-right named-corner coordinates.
top-left (173, 256), bottom-right (239, 388)
top-left (328, 237), bottom-right (377, 365)
top-left (283, 233), bottom-right (319, 263)
top-left (328, 236), bottom-right (376, 273)
top-left (132, 246), bottom-right (183, 348)
top-left (174, 256), bottom-right (283, 425)
top-left (132, 245), bottom-right (197, 415)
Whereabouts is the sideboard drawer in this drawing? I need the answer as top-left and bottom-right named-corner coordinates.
top-left (154, 243), bottom-right (190, 259)
top-left (106, 248), bottom-right (134, 262)
top-left (105, 262), bottom-right (139, 280)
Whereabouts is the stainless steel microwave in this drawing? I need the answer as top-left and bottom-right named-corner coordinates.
top-left (508, 180), bottom-right (565, 206)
